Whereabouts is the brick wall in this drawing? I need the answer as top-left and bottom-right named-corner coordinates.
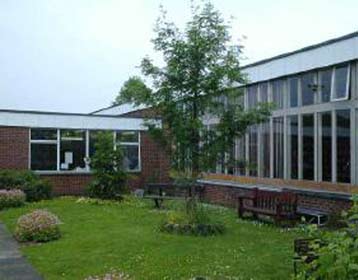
top-left (201, 182), bottom-right (352, 214)
top-left (0, 127), bottom-right (29, 169)
top-left (0, 126), bottom-right (170, 195)
top-left (0, 125), bottom-right (352, 214)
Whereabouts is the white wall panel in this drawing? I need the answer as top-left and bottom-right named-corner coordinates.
top-left (243, 35), bottom-right (358, 84)
top-left (0, 110), bottom-right (160, 130)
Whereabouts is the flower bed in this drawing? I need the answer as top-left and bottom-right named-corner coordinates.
top-left (0, 189), bottom-right (26, 210)
top-left (160, 222), bottom-right (225, 236)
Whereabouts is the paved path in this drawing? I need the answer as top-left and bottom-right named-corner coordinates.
top-left (0, 223), bottom-right (42, 280)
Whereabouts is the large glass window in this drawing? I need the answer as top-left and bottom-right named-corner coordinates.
top-left (116, 131), bottom-right (140, 171)
top-left (320, 69), bottom-right (332, 103)
top-left (262, 121), bottom-right (270, 178)
top-left (289, 77), bottom-right (299, 108)
top-left (273, 117), bottom-right (284, 178)
top-left (302, 114), bottom-right (314, 180)
top-left (236, 136), bottom-right (246, 176)
top-left (288, 116), bottom-right (299, 180)
top-left (260, 83), bottom-right (269, 103)
top-left (301, 72), bottom-right (316, 106)
top-left (336, 110), bottom-right (350, 183)
top-left (60, 130), bottom-right (86, 171)
top-left (247, 85), bottom-right (258, 109)
top-left (332, 65), bottom-right (350, 101)
top-left (321, 112), bottom-right (332, 181)
top-left (89, 130), bottom-right (102, 158)
top-left (30, 129), bottom-right (57, 171)
top-left (248, 125), bottom-right (258, 176)
top-left (272, 80), bottom-right (285, 109)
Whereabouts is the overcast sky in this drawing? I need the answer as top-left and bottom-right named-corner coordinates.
top-left (1, 0), bottom-right (357, 113)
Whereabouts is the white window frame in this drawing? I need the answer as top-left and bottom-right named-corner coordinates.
top-left (115, 131), bottom-right (141, 173)
top-left (330, 64), bottom-right (351, 102)
top-left (29, 128), bottom-right (142, 173)
top-left (29, 129), bottom-right (59, 171)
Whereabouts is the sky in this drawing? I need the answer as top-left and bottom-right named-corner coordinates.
top-left (0, 0), bottom-right (357, 113)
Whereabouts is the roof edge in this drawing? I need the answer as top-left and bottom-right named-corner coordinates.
top-left (241, 31), bottom-right (358, 70)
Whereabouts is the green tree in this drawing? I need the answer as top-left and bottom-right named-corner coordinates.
top-left (114, 76), bottom-right (152, 105)
top-left (87, 132), bottom-right (127, 200)
top-left (117, 1), bottom-right (272, 179)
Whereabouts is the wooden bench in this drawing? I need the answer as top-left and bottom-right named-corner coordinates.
top-left (238, 188), bottom-right (298, 224)
top-left (143, 183), bottom-right (204, 208)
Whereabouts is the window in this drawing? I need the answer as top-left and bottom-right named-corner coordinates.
top-left (332, 64), bottom-right (350, 101)
top-left (288, 116), bottom-right (299, 179)
top-left (336, 110), bottom-right (350, 183)
top-left (302, 114), bottom-right (314, 180)
top-left (248, 125), bottom-right (258, 176)
top-left (247, 85), bottom-right (258, 108)
top-left (260, 82), bottom-right (269, 103)
top-left (116, 131), bottom-right (140, 171)
top-left (236, 136), bottom-right (246, 176)
top-left (320, 69), bottom-right (332, 103)
top-left (272, 79), bottom-right (285, 109)
top-left (30, 129), bottom-right (141, 173)
top-left (301, 72), bottom-right (317, 106)
top-left (60, 130), bottom-right (86, 171)
top-left (273, 117), bottom-right (284, 178)
top-left (321, 112), bottom-right (332, 181)
top-left (89, 130), bottom-right (102, 158)
top-left (262, 121), bottom-right (270, 178)
top-left (289, 77), bottom-right (299, 107)
top-left (30, 129), bottom-right (57, 171)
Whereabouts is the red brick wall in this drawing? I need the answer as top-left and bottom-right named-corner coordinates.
top-left (201, 183), bottom-right (351, 214)
top-left (42, 131), bottom-right (170, 195)
top-left (0, 127), bottom-right (29, 169)
top-left (0, 127), bottom-right (170, 195)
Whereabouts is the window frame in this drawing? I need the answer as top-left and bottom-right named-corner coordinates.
top-left (330, 64), bottom-right (351, 102)
top-left (29, 129), bottom-right (58, 171)
top-left (115, 131), bottom-right (141, 173)
top-left (29, 128), bottom-right (141, 173)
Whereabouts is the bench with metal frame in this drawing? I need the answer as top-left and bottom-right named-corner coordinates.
top-left (238, 188), bottom-right (298, 224)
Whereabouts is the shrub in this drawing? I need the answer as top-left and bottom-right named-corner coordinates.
top-left (86, 132), bottom-right (128, 200)
top-left (0, 189), bottom-right (26, 210)
top-left (160, 198), bottom-right (225, 236)
top-left (160, 222), bottom-right (225, 236)
top-left (15, 209), bottom-right (61, 242)
top-left (293, 195), bottom-right (358, 280)
top-left (0, 170), bottom-right (52, 202)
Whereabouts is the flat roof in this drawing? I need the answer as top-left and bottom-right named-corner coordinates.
top-left (0, 109), bottom-right (160, 130)
top-left (242, 31), bottom-right (358, 84)
top-left (241, 31), bottom-right (358, 70)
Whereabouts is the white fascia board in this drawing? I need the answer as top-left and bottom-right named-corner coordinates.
top-left (92, 103), bottom-right (148, 115)
top-left (242, 35), bottom-right (358, 84)
top-left (0, 111), bottom-right (161, 130)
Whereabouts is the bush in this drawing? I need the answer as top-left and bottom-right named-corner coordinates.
top-left (160, 198), bottom-right (225, 236)
top-left (161, 222), bottom-right (225, 236)
top-left (293, 195), bottom-right (358, 280)
top-left (0, 189), bottom-right (26, 210)
top-left (86, 132), bottom-right (128, 200)
top-left (0, 170), bottom-right (52, 202)
top-left (15, 209), bottom-right (61, 242)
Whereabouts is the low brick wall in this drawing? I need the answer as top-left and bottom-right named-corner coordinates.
top-left (40, 173), bottom-right (149, 195)
top-left (201, 182), bottom-right (352, 214)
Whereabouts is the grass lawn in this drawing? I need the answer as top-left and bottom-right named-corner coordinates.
top-left (0, 197), bottom-right (298, 280)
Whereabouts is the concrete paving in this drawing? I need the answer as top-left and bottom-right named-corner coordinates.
top-left (0, 223), bottom-right (42, 280)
